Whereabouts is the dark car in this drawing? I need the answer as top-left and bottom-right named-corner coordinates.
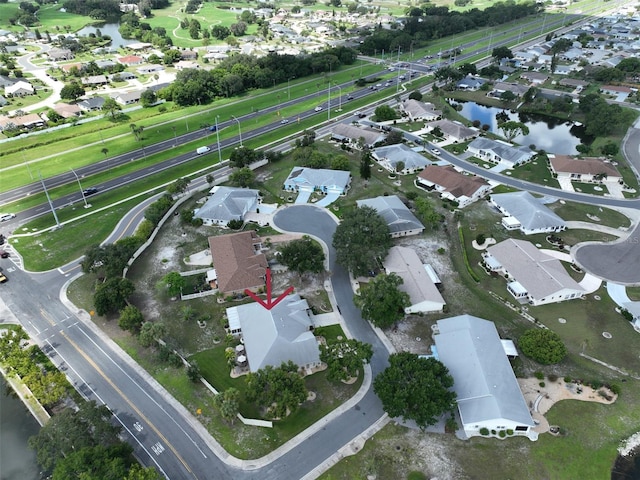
top-left (83, 187), bottom-right (98, 196)
top-left (0, 250), bottom-right (8, 259)
top-left (209, 125), bottom-right (217, 132)
top-left (346, 95), bottom-right (354, 100)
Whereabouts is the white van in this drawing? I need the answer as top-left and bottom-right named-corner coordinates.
top-left (196, 146), bottom-right (211, 155)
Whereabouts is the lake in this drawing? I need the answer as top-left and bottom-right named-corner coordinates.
top-left (449, 100), bottom-right (589, 155)
top-left (76, 23), bottom-right (135, 49)
top-left (0, 376), bottom-right (42, 480)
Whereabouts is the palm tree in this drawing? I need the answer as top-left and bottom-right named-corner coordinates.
top-left (101, 147), bottom-right (108, 157)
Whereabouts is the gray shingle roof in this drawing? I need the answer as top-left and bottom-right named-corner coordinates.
top-left (195, 186), bottom-right (259, 223)
top-left (434, 315), bottom-right (534, 427)
top-left (227, 294), bottom-right (320, 372)
top-left (469, 137), bottom-right (534, 166)
top-left (356, 195), bottom-right (424, 235)
top-left (372, 144), bottom-right (429, 171)
top-left (491, 191), bottom-right (566, 232)
top-left (284, 167), bottom-right (351, 192)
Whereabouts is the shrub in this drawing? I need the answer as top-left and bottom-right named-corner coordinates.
top-left (547, 373), bottom-right (558, 382)
top-left (491, 429), bottom-right (496, 435)
top-left (498, 430), bottom-right (506, 438)
top-left (590, 380), bottom-right (603, 390)
top-left (506, 429), bottom-right (513, 435)
top-left (539, 381), bottom-right (545, 388)
top-left (475, 233), bottom-right (486, 245)
top-left (459, 228), bottom-right (480, 282)
top-left (564, 376), bottom-right (572, 383)
top-left (534, 371), bottom-right (544, 380)
top-left (519, 329), bottom-right (567, 364)
top-left (437, 247), bottom-right (446, 254)
top-left (610, 384), bottom-right (621, 395)
top-left (480, 427), bottom-right (489, 435)
top-left (407, 472), bottom-right (427, 480)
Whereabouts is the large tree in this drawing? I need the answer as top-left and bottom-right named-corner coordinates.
top-left (492, 46), bottom-right (513, 61)
top-left (333, 206), bottom-right (391, 277)
top-left (277, 236), bottom-right (325, 275)
top-left (355, 273), bottom-right (410, 328)
top-left (373, 352), bottom-right (456, 428)
top-left (102, 97), bottom-right (122, 120)
top-left (245, 361), bottom-right (307, 419)
top-left (518, 329), bottom-right (567, 365)
top-left (213, 387), bottom-right (240, 424)
top-left (118, 305), bottom-right (144, 332)
top-left (94, 277), bottom-right (135, 316)
top-left (60, 82), bottom-right (85, 101)
top-left (320, 338), bottom-right (373, 382)
top-left (498, 120), bottom-right (530, 142)
top-left (229, 166), bottom-right (255, 187)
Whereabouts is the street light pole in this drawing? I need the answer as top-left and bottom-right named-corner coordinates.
top-left (21, 149), bottom-right (33, 179)
top-left (70, 168), bottom-right (88, 208)
top-left (288, 77), bottom-right (294, 100)
top-left (231, 115), bottom-right (242, 147)
top-left (172, 126), bottom-right (177, 146)
top-left (215, 115), bottom-right (222, 164)
top-left (327, 84), bottom-right (331, 121)
top-left (39, 172), bottom-right (61, 229)
top-left (334, 83), bottom-right (342, 111)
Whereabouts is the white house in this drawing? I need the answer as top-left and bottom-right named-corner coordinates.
top-left (483, 238), bottom-right (585, 305)
top-left (548, 154), bottom-right (622, 184)
top-left (330, 123), bottom-right (386, 148)
top-left (383, 246), bottom-right (445, 314)
top-left (426, 119), bottom-right (478, 143)
top-left (434, 315), bottom-right (537, 440)
top-left (468, 137), bottom-right (535, 168)
top-left (491, 191), bottom-right (566, 235)
top-left (417, 165), bottom-right (491, 208)
top-left (356, 195), bottom-right (424, 237)
top-left (283, 167), bottom-right (351, 196)
top-left (5, 81), bottom-right (34, 97)
top-left (226, 293), bottom-right (321, 373)
top-left (371, 143), bottom-right (429, 174)
top-left (194, 186), bottom-right (260, 226)
top-left (401, 99), bottom-right (442, 122)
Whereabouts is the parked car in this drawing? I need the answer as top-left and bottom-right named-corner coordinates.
top-left (0, 249), bottom-right (8, 259)
top-left (0, 213), bottom-right (16, 222)
top-left (83, 187), bottom-right (98, 196)
top-left (0, 272), bottom-right (7, 283)
top-left (431, 148), bottom-right (441, 155)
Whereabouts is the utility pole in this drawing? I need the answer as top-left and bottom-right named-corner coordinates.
top-left (231, 115), bottom-right (242, 147)
top-left (70, 168), bottom-right (89, 208)
top-left (215, 116), bottom-right (222, 164)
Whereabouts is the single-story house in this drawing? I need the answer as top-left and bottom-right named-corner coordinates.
top-left (226, 293), bottom-right (321, 373)
top-left (520, 72), bottom-right (549, 85)
top-left (490, 191), bottom-right (566, 235)
top-left (483, 238), bottom-right (585, 305)
top-left (47, 48), bottom-right (74, 61)
top-left (559, 78), bottom-right (589, 89)
top-left (180, 50), bottom-right (198, 60)
top-left (208, 230), bottom-right (267, 296)
top-left (5, 81), bottom-right (34, 97)
top-left (78, 97), bottom-right (105, 112)
top-left (330, 123), bottom-right (386, 149)
top-left (127, 42), bottom-right (153, 51)
top-left (175, 60), bottom-right (199, 70)
top-left (401, 99), bottom-right (442, 122)
top-left (0, 75), bottom-right (15, 88)
top-left (82, 75), bottom-right (108, 86)
top-left (491, 82), bottom-right (530, 97)
top-left (283, 167), bottom-right (351, 195)
top-left (456, 75), bottom-right (486, 91)
top-left (356, 195), bottom-right (424, 237)
top-left (113, 90), bottom-right (142, 105)
top-left (0, 95), bottom-right (7, 107)
top-left (425, 119), bottom-right (478, 143)
top-left (0, 113), bottom-right (45, 131)
top-left (194, 186), bottom-right (260, 227)
top-left (467, 137), bottom-right (535, 168)
top-left (53, 102), bottom-right (82, 119)
top-left (371, 143), bottom-right (429, 174)
top-left (434, 315), bottom-right (537, 440)
top-left (548, 154), bottom-right (622, 184)
top-left (383, 246), bottom-right (445, 314)
top-left (417, 165), bottom-right (491, 208)
top-left (601, 85), bottom-right (633, 96)
top-left (111, 71), bottom-right (137, 81)
top-left (117, 55), bottom-right (144, 66)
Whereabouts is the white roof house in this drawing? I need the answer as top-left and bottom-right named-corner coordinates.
top-left (491, 191), bottom-right (566, 235)
top-left (371, 143), bottom-right (430, 175)
top-left (401, 99), bottom-right (442, 122)
top-left (383, 246), bottom-right (445, 314)
top-left (194, 186), bottom-right (259, 226)
top-left (226, 293), bottom-right (321, 372)
top-left (426, 119), bottom-right (478, 143)
top-left (356, 195), bottom-right (424, 238)
top-left (483, 238), bottom-right (585, 306)
top-left (330, 123), bottom-right (386, 148)
top-left (468, 137), bottom-right (535, 168)
top-left (283, 167), bottom-right (351, 195)
top-left (548, 154), bottom-right (622, 184)
top-left (434, 315), bottom-right (537, 440)
top-left (5, 81), bottom-right (34, 97)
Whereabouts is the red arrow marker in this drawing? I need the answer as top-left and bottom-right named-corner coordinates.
top-left (245, 268), bottom-right (294, 310)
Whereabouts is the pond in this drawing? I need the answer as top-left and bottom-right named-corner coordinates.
top-left (612, 452), bottom-right (640, 480)
top-left (76, 23), bottom-right (135, 50)
top-left (449, 100), bottom-right (590, 155)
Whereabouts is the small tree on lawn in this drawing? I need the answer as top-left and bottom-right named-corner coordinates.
top-left (118, 305), bottom-right (144, 333)
top-left (213, 388), bottom-right (240, 424)
top-left (93, 278), bottom-right (135, 316)
top-left (519, 329), bottom-right (567, 365)
top-left (354, 273), bottom-right (410, 329)
top-left (138, 322), bottom-right (166, 347)
top-left (320, 338), bottom-right (373, 382)
top-left (374, 352), bottom-right (456, 428)
top-left (161, 271), bottom-right (185, 297)
top-left (277, 236), bottom-right (325, 276)
top-left (245, 361), bottom-right (307, 419)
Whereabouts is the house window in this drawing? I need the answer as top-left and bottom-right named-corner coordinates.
top-left (515, 426), bottom-right (528, 432)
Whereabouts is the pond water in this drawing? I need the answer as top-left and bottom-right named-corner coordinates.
top-left (76, 23), bottom-right (134, 49)
top-left (0, 377), bottom-right (42, 480)
top-left (613, 452), bottom-right (640, 480)
top-left (449, 100), bottom-right (589, 155)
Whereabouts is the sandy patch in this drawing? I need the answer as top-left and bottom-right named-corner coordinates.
top-left (518, 377), bottom-right (617, 433)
